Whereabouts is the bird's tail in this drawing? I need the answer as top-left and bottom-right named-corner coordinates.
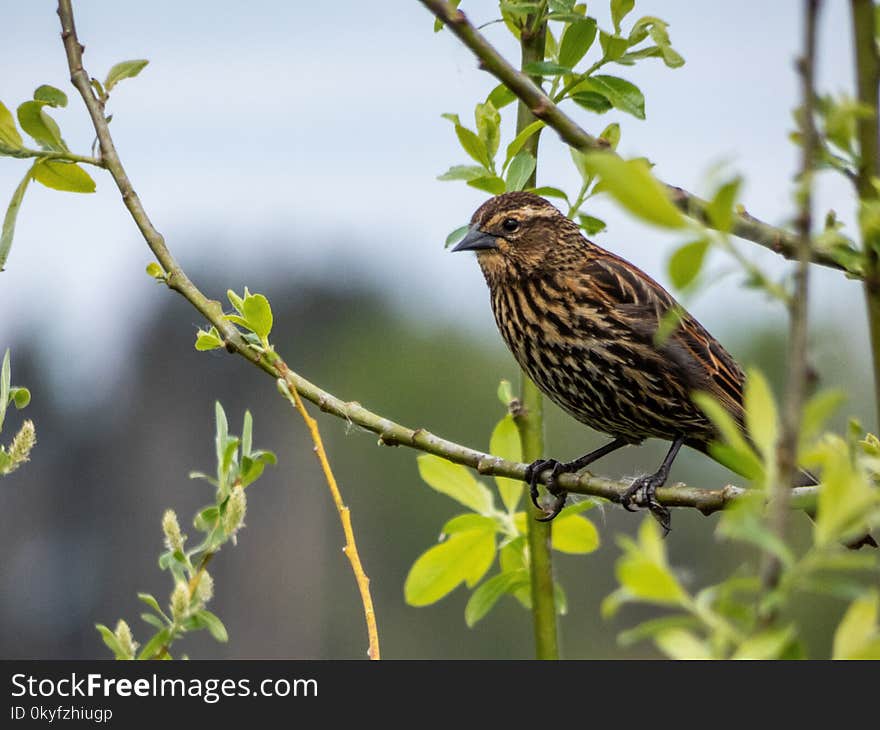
top-left (797, 470), bottom-right (878, 549)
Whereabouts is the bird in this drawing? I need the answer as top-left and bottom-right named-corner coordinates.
top-left (452, 190), bottom-right (875, 547)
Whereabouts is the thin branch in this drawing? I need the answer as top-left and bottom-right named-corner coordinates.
top-left (53, 0), bottom-right (823, 532)
top-left (418, 0), bottom-right (856, 276)
top-left (764, 0), bottom-right (821, 598)
top-left (0, 143), bottom-right (103, 167)
top-left (513, 9), bottom-right (559, 661)
top-left (278, 377), bottom-right (380, 661)
top-left (851, 0), bottom-right (880, 425)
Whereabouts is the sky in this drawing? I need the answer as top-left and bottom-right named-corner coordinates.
top-left (0, 0), bottom-right (867, 400)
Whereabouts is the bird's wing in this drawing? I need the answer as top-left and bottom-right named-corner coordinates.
top-left (584, 249), bottom-right (746, 426)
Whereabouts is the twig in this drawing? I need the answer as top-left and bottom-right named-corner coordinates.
top-left (417, 0), bottom-right (855, 275)
top-left (851, 0), bottom-right (880, 423)
top-left (512, 8), bottom-right (559, 660)
top-left (763, 0), bottom-right (821, 597)
top-left (0, 144), bottom-right (104, 167)
top-left (278, 376), bottom-right (380, 660)
top-left (52, 0), bottom-right (823, 535)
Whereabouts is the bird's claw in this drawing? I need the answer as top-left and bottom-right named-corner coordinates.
top-left (620, 474), bottom-right (671, 536)
top-left (524, 458), bottom-right (569, 522)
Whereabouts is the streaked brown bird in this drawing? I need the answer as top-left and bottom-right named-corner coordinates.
top-left (453, 191), bottom-right (874, 546)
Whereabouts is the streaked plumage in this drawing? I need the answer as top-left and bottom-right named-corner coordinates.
top-left (453, 192), bottom-right (830, 537)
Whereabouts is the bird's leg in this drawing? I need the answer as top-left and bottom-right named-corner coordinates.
top-left (525, 437), bottom-right (630, 522)
top-left (619, 435), bottom-right (685, 536)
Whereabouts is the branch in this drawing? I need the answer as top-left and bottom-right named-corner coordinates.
top-left (764, 0), bottom-right (821, 599)
top-left (278, 378), bottom-right (380, 660)
top-left (512, 8), bottom-right (559, 661)
top-left (53, 0), bottom-right (822, 528)
top-left (419, 0), bottom-right (856, 275)
top-left (851, 0), bottom-right (880, 425)
top-left (0, 143), bottom-right (103, 167)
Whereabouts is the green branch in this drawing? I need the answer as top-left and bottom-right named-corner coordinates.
top-left (0, 143), bottom-right (103, 167)
top-left (513, 9), bottom-right (559, 661)
top-left (851, 0), bottom-right (880, 425)
top-left (418, 0), bottom-right (856, 275)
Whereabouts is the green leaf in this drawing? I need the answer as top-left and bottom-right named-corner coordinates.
top-left (614, 518), bottom-right (687, 605)
top-left (629, 17), bottom-right (685, 68)
top-left (194, 505), bottom-right (220, 532)
top-left (522, 61), bottom-right (573, 76)
top-left (104, 59), bottom-right (150, 92)
top-left (227, 289), bottom-right (245, 315)
top-left (571, 91), bottom-right (612, 114)
top-left (417, 454), bottom-right (495, 514)
top-left (146, 261), bottom-right (164, 279)
top-left (465, 570), bottom-right (530, 627)
top-left (437, 165), bottom-right (487, 182)
top-left (95, 624), bottom-right (128, 660)
top-left (800, 388), bottom-right (846, 450)
top-left (467, 175), bottom-right (507, 195)
top-left (530, 186), bottom-right (569, 202)
top-left (833, 592), bottom-right (880, 659)
top-left (497, 379), bottom-right (515, 406)
top-left (717, 495), bottom-right (795, 568)
top-left (137, 628), bottom-right (171, 660)
top-left (505, 151), bottom-right (537, 192)
top-left (10, 387), bottom-right (30, 410)
top-left (31, 160), bottom-right (96, 193)
top-left (195, 328), bottom-right (223, 352)
top-left (668, 237), bottom-right (710, 290)
top-left (618, 615), bottom-right (701, 647)
top-left (137, 592), bottom-right (166, 618)
top-left (600, 122), bottom-right (621, 150)
top-left (0, 101), bottom-right (23, 149)
top-left (599, 31), bottom-right (630, 62)
top-left (503, 120), bottom-right (544, 171)
top-left (611, 0), bottom-right (636, 33)
top-left (732, 626), bottom-right (796, 660)
top-left (474, 102), bottom-right (501, 165)
top-left (455, 124), bottom-right (491, 169)
top-left (490, 415), bottom-right (523, 512)
top-left (140, 613), bottom-right (166, 630)
top-left (578, 214), bottom-right (606, 235)
top-left (16, 101), bottom-right (66, 151)
top-left (441, 513), bottom-right (498, 535)
top-left (551, 513), bottom-right (599, 553)
top-left (0, 169), bottom-right (31, 271)
top-left (814, 436), bottom-right (879, 547)
top-left (33, 85), bottom-right (67, 108)
top-left (486, 83), bottom-right (517, 110)
top-left (558, 18), bottom-right (598, 68)
top-left (654, 628), bottom-right (711, 660)
top-left (576, 75), bottom-right (645, 119)
top-left (242, 291), bottom-right (273, 341)
top-left (707, 177), bottom-right (742, 233)
top-left (404, 529), bottom-right (496, 606)
top-left (444, 224), bottom-right (470, 249)
top-left (193, 610), bottom-right (228, 643)
top-left (579, 153), bottom-right (685, 228)
top-left (743, 368), bottom-right (779, 467)
top-left (692, 392), bottom-right (763, 481)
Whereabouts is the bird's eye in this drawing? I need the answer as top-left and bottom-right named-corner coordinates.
top-left (502, 218), bottom-right (519, 232)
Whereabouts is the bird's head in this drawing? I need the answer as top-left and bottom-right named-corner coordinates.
top-left (452, 192), bottom-right (578, 282)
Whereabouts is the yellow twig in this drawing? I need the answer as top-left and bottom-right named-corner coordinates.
top-left (278, 377), bottom-right (380, 660)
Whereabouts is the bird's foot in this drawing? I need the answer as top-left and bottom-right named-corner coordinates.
top-left (620, 471), bottom-right (671, 536)
top-left (524, 459), bottom-right (570, 522)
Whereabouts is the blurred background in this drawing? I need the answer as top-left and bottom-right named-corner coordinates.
top-left (0, 1), bottom-right (873, 659)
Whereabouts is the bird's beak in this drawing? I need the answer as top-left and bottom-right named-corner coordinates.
top-left (451, 225), bottom-right (499, 252)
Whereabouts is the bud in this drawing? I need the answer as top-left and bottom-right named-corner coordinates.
top-left (170, 581), bottom-right (190, 623)
top-left (2, 419), bottom-right (36, 475)
top-left (223, 485), bottom-right (247, 537)
top-left (162, 509), bottom-right (185, 553)
top-left (195, 570), bottom-right (214, 606)
top-left (114, 619), bottom-right (138, 660)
